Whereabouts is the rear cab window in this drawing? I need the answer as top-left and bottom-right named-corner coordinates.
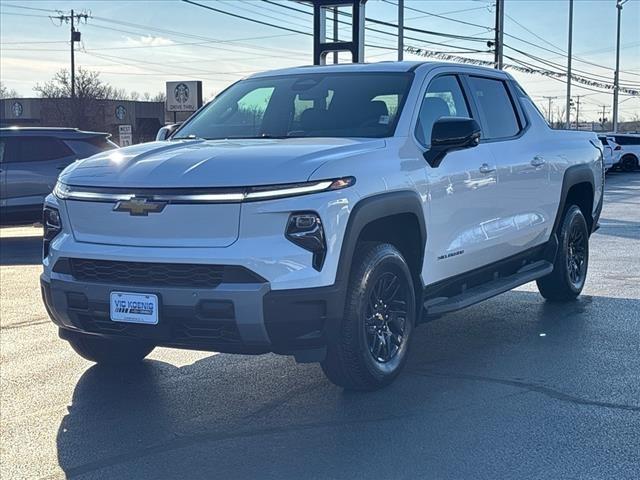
top-left (614, 135), bottom-right (640, 146)
top-left (467, 76), bottom-right (521, 140)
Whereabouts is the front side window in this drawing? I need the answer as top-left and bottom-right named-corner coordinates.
top-left (467, 76), bottom-right (521, 139)
top-left (174, 73), bottom-right (413, 140)
top-left (415, 75), bottom-right (470, 146)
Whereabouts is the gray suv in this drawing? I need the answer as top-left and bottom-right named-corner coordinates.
top-left (0, 128), bottom-right (117, 221)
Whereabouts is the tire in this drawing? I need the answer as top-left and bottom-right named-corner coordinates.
top-left (321, 242), bottom-right (416, 391)
top-left (621, 154), bottom-right (638, 172)
top-left (537, 205), bottom-right (589, 301)
top-left (64, 329), bottom-right (154, 365)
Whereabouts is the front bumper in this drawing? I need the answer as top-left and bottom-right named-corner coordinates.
top-left (41, 270), bottom-right (344, 356)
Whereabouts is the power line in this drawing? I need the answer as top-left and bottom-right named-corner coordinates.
top-left (181, 0), bottom-right (311, 36)
top-left (262, 0), bottom-right (489, 53)
top-left (1, 3), bottom-right (60, 13)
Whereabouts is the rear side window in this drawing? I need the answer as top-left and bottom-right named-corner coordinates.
top-left (65, 136), bottom-right (116, 158)
top-left (5, 136), bottom-right (73, 163)
top-left (467, 76), bottom-right (521, 140)
top-left (415, 75), bottom-right (470, 146)
top-left (614, 135), bottom-right (640, 146)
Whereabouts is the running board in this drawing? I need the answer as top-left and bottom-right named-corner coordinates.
top-left (423, 260), bottom-right (553, 318)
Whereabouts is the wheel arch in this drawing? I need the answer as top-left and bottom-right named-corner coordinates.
top-left (553, 164), bottom-right (599, 235)
top-left (332, 190), bottom-right (427, 319)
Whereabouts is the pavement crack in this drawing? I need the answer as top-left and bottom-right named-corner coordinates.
top-left (1, 317), bottom-right (50, 330)
top-left (409, 370), bottom-right (640, 412)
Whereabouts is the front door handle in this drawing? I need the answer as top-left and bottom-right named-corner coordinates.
top-left (479, 163), bottom-right (496, 174)
top-left (531, 155), bottom-right (546, 167)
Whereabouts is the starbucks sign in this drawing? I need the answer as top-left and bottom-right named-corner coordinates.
top-left (166, 81), bottom-right (203, 112)
top-left (11, 101), bottom-right (23, 118)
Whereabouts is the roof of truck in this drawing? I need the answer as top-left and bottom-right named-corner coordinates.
top-left (249, 61), bottom-right (509, 78)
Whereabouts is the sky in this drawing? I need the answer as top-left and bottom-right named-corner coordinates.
top-left (1, 0), bottom-right (639, 123)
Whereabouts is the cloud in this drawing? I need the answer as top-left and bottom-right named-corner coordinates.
top-left (124, 35), bottom-right (174, 47)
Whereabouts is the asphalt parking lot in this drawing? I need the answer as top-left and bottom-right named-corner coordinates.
top-left (1, 172), bottom-right (639, 480)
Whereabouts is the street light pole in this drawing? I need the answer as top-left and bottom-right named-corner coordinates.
top-left (566, 0), bottom-right (574, 129)
top-left (397, 0), bottom-right (404, 61)
top-left (612, 0), bottom-right (627, 133)
top-left (70, 9), bottom-right (75, 99)
top-left (493, 0), bottom-right (504, 69)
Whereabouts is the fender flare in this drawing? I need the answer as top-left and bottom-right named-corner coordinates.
top-left (552, 163), bottom-right (599, 235)
top-left (335, 190), bottom-right (427, 287)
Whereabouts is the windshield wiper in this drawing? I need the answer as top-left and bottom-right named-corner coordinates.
top-left (225, 134), bottom-right (293, 140)
top-left (171, 134), bottom-right (204, 140)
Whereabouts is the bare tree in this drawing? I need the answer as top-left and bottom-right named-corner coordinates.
top-left (152, 91), bottom-right (166, 103)
top-left (34, 68), bottom-right (118, 130)
top-left (129, 91), bottom-right (140, 101)
top-left (0, 82), bottom-right (20, 99)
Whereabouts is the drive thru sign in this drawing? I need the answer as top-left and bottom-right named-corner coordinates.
top-left (118, 125), bottom-right (132, 146)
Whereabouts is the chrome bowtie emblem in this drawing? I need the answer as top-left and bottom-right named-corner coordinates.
top-left (113, 197), bottom-right (167, 216)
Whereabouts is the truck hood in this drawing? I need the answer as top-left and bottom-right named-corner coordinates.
top-left (60, 137), bottom-right (385, 188)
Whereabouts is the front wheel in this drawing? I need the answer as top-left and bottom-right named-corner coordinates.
top-left (537, 205), bottom-right (589, 301)
top-left (321, 242), bottom-right (416, 391)
top-left (63, 329), bottom-right (154, 365)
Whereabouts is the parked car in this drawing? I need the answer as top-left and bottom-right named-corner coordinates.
top-left (41, 62), bottom-right (603, 390)
top-left (0, 127), bottom-right (117, 220)
top-left (608, 133), bottom-right (640, 171)
top-left (598, 135), bottom-right (618, 172)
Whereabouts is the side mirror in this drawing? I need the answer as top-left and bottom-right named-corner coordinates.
top-left (155, 123), bottom-right (182, 141)
top-left (423, 117), bottom-right (481, 168)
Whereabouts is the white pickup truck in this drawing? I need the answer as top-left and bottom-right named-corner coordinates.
top-left (41, 62), bottom-right (603, 390)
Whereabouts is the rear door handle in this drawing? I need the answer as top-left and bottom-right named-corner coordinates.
top-left (479, 163), bottom-right (496, 174)
top-left (531, 156), bottom-right (546, 167)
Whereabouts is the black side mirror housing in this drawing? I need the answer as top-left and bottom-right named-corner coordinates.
top-left (423, 117), bottom-right (481, 168)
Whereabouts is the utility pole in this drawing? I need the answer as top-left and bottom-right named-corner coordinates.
top-left (50, 10), bottom-right (89, 99)
top-left (600, 105), bottom-right (609, 130)
top-left (613, 0), bottom-right (628, 133)
top-left (543, 96), bottom-right (557, 125)
top-left (493, 0), bottom-right (504, 69)
top-left (575, 95), bottom-right (582, 129)
top-left (398, 0), bottom-right (404, 61)
top-left (566, 0), bottom-right (574, 129)
top-left (333, 7), bottom-right (339, 64)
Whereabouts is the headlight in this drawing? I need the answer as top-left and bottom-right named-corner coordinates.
top-left (52, 177), bottom-right (355, 203)
top-left (286, 212), bottom-right (326, 271)
top-left (43, 206), bottom-right (62, 258)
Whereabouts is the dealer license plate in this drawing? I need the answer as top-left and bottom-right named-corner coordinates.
top-left (110, 292), bottom-right (159, 325)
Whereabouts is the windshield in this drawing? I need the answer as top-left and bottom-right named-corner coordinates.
top-left (174, 72), bottom-right (413, 140)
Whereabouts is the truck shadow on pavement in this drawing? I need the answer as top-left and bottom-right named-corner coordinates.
top-left (0, 235), bottom-right (42, 266)
top-left (55, 291), bottom-right (640, 479)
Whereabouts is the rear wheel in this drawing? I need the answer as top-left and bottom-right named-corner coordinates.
top-left (64, 330), bottom-right (154, 364)
top-left (321, 242), bottom-right (416, 390)
top-left (537, 205), bottom-right (589, 301)
top-left (621, 154), bottom-right (638, 172)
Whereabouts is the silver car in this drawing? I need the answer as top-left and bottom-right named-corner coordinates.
top-left (0, 127), bottom-right (117, 221)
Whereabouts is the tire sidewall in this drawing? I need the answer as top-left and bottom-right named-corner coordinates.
top-left (351, 246), bottom-right (416, 384)
top-left (558, 206), bottom-right (589, 294)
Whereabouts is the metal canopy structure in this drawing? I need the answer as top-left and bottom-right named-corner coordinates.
top-left (307, 0), bottom-right (367, 65)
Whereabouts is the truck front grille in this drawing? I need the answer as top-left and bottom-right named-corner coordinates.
top-left (64, 258), bottom-right (265, 289)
